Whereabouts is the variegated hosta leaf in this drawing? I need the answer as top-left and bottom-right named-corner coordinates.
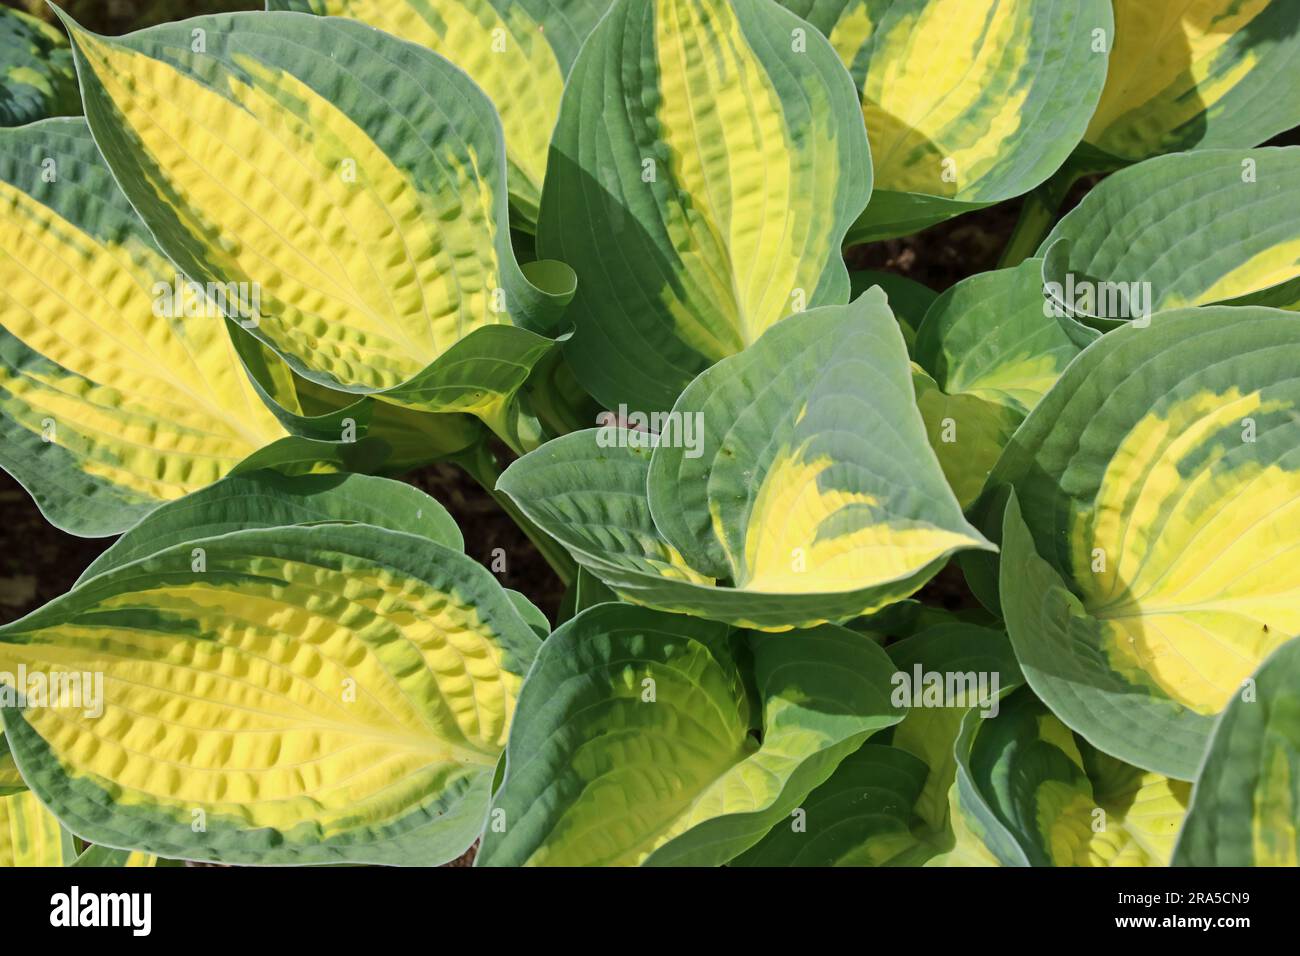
top-left (785, 0), bottom-right (1111, 241)
top-left (1081, 745), bottom-right (1193, 867)
top-left (913, 370), bottom-right (1021, 511)
top-left (933, 704), bottom-right (1029, 866)
top-left (4, 720), bottom-right (76, 866)
top-left (0, 728), bottom-right (25, 796)
top-left (911, 260), bottom-right (1080, 506)
top-left (0, 787), bottom-right (76, 866)
top-left (0, 117), bottom-right (291, 536)
top-left (222, 434), bottom-right (396, 483)
top-left (1173, 637), bottom-right (1300, 866)
top-left (71, 844), bottom-right (161, 867)
top-left (886, 623), bottom-right (1024, 839)
top-left (205, 312), bottom-right (483, 471)
top-left (499, 428), bottom-right (735, 611)
top-left (1082, 0), bottom-right (1300, 166)
top-left (476, 605), bottom-right (904, 866)
top-left (500, 293), bottom-right (992, 631)
top-left (957, 690), bottom-right (1191, 866)
top-left (0, 7), bottom-right (80, 126)
top-left (993, 307), bottom-right (1300, 779)
top-left (539, 0), bottom-right (872, 411)
top-left (59, 11), bottom-right (575, 450)
top-left (733, 622), bottom-right (1024, 866)
top-left (1042, 147), bottom-right (1300, 340)
top-left (0, 522), bottom-right (540, 865)
top-left (648, 292), bottom-right (993, 621)
top-left (731, 744), bottom-right (932, 866)
top-left (268, 0), bottom-right (613, 229)
top-left (343, 399), bottom-right (484, 470)
top-left (881, 626), bottom-right (1022, 868)
top-left (233, 351), bottom-right (486, 470)
top-left (77, 469), bottom-right (463, 584)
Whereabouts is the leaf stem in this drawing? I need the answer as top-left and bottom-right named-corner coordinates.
top-left (456, 442), bottom-right (577, 588)
top-left (997, 165), bottom-right (1083, 269)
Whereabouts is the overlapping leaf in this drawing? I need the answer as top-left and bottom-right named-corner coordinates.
top-left (1042, 147), bottom-right (1300, 341)
top-left (887, 624), bottom-right (1023, 838)
top-left (71, 844), bottom-right (164, 867)
top-left (0, 787), bottom-right (75, 866)
top-left (239, 361), bottom-right (486, 469)
top-left (539, 0), bottom-right (872, 411)
top-left (268, 0), bottom-right (612, 228)
top-left (911, 260), bottom-right (1080, 505)
top-left (993, 307), bottom-right (1300, 779)
top-left (1082, 0), bottom-right (1300, 166)
top-left (731, 744), bottom-right (932, 866)
top-left (0, 490), bottom-right (539, 865)
top-left (0, 7), bottom-right (80, 127)
top-left (500, 293), bottom-right (992, 631)
top-left (1174, 637), bottom-right (1300, 866)
top-left (734, 621), bottom-right (1024, 866)
top-left (850, 270), bottom-right (935, 352)
top-left (932, 703), bottom-right (1030, 866)
top-left (77, 469), bottom-right (463, 583)
top-left (0, 729), bottom-right (25, 796)
top-left (646, 292), bottom-right (987, 599)
top-left (1080, 745), bottom-right (1193, 866)
top-left (476, 604), bottom-right (904, 866)
top-left (785, 0), bottom-right (1111, 241)
top-left (59, 10), bottom-right (575, 451)
top-left (2, 729), bottom-right (76, 866)
top-left (953, 690), bottom-right (1191, 866)
top-left (0, 117), bottom-right (294, 535)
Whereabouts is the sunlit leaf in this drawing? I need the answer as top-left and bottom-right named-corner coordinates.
top-left (539, 0), bottom-right (872, 410)
top-left (477, 604), bottom-right (904, 866)
top-left (994, 307), bottom-right (1300, 778)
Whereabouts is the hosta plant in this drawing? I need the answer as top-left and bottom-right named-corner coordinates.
top-left (0, 0), bottom-right (1297, 869)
